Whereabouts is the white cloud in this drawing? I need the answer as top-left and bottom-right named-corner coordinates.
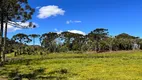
top-left (54, 29), bottom-right (85, 35)
top-left (36, 6), bottom-right (41, 9)
top-left (74, 21), bottom-right (82, 23)
top-left (6, 24), bottom-right (21, 32)
top-left (54, 28), bottom-right (63, 34)
top-left (54, 28), bottom-right (58, 31)
top-left (66, 20), bottom-right (82, 24)
top-left (37, 5), bottom-right (65, 19)
top-left (66, 21), bottom-right (70, 24)
top-left (68, 30), bottom-right (86, 35)
top-left (3, 22), bottom-right (38, 32)
top-left (17, 22), bottom-right (38, 28)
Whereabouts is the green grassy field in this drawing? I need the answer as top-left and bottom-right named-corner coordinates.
top-left (1, 51), bottom-right (142, 80)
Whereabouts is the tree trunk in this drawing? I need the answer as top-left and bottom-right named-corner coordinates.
top-left (33, 38), bottom-right (35, 45)
top-left (2, 18), bottom-right (8, 62)
top-left (109, 44), bottom-right (112, 52)
top-left (19, 40), bottom-right (22, 55)
top-left (109, 40), bottom-right (113, 52)
top-left (96, 41), bottom-right (99, 52)
top-left (0, 12), bottom-right (4, 62)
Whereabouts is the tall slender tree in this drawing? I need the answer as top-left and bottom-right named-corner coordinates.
top-left (0, 0), bottom-right (35, 62)
top-left (88, 28), bottom-right (108, 52)
top-left (61, 32), bottom-right (77, 50)
top-left (29, 34), bottom-right (40, 45)
top-left (12, 33), bottom-right (31, 55)
top-left (40, 32), bottom-right (58, 52)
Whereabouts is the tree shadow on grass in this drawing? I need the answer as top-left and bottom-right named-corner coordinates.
top-left (38, 68), bottom-right (77, 80)
top-left (8, 68), bottom-right (45, 80)
top-left (7, 68), bottom-right (72, 80)
top-left (5, 55), bottom-right (115, 65)
top-left (38, 76), bottom-right (67, 80)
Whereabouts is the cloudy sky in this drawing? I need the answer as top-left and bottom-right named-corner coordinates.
top-left (7, 0), bottom-right (142, 39)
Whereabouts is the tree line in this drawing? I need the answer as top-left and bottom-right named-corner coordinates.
top-left (6, 28), bottom-right (141, 56)
top-left (39, 28), bottom-right (142, 52)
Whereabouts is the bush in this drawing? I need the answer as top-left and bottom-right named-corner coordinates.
top-left (59, 46), bottom-right (69, 52)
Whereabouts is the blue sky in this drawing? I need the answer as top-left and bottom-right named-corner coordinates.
top-left (7, 0), bottom-right (142, 43)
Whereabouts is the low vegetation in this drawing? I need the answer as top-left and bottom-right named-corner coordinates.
top-left (0, 51), bottom-right (142, 80)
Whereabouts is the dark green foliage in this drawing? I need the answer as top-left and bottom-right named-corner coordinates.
top-left (88, 28), bottom-right (109, 52)
top-left (48, 68), bottom-right (68, 75)
top-left (1, 28), bottom-right (142, 57)
top-left (40, 32), bottom-right (58, 52)
top-left (116, 33), bottom-right (139, 39)
top-left (8, 69), bottom-right (20, 79)
top-left (12, 33), bottom-right (32, 55)
top-left (8, 28), bottom-right (141, 54)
